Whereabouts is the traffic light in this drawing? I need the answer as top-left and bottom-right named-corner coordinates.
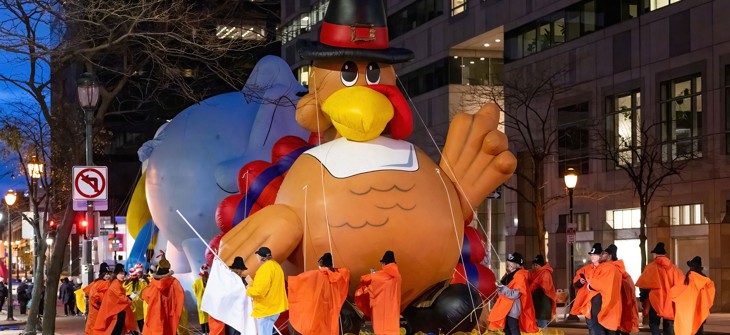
top-left (78, 218), bottom-right (89, 236)
top-left (48, 218), bottom-right (57, 232)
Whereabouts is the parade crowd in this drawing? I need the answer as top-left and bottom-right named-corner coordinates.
top-left (490, 242), bottom-right (714, 335)
top-left (79, 242), bottom-right (714, 335)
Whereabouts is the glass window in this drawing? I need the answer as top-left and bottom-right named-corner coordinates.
top-left (565, 6), bottom-right (581, 41)
top-left (651, 0), bottom-right (681, 11)
top-left (296, 66), bottom-right (310, 87)
top-left (538, 22), bottom-right (551, 51)
top-left (448, 57), bottom-right (503, 86)
top-left (559, 213), bottom-right (591, 232)
top-left (399, 58), bottom-right (450, 97)
top-left (661, 74), bottom-right (702, 160)
top-left (582, 1), bottom-right (596, 34)
top-left (523, 28), bottom-right (538, 56)
top-left (607, 90), bottom-right (641, 167)
top-left (558, 102), bottom-right (591, 176)
top-left (503, 0), bottom-right (676, 62)
top-left (553, 16), bottom-right (566, 45)
top-left (606, 208), bottom-right (640, 229)
top-left (451, 0), bottom-right (466, 16)
top-left (388, 0), bottom-right (443, 39)
top-left (669, 204), bottom-right (706, 225)
top-left (216, 25), bottom-right (266, 40)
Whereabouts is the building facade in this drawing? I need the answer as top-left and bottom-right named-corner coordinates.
top-left (281, 0), bottom-right (730, 311)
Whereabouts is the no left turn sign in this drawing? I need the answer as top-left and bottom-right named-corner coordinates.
top-left (73, 166), bottom-right (108, 201)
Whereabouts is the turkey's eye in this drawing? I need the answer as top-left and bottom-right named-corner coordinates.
top-left (340, 61), bottom-right (359, 87)
top-left (366, 62), bottom-right (380, 85)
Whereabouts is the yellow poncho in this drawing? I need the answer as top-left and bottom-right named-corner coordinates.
top-left (123, 279), bottom-right (149, 321)
top-left (192, 277), bottom-right (209, 324)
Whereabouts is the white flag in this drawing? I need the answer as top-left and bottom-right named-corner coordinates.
top-left (201, 258), bottom-right (257, 334)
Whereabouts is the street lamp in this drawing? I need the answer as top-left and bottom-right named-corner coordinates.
top-left (4, 190), bottom-right (16, 321)
top-left (77, 72), bottom-right (100, 288)
top-left (26, 156), bottom-right (43, 180)
top-left (563, 168), bottom-right (578, 321)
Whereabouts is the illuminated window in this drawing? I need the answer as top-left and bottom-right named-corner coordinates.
top-left (607, 90), bottom-right (641, 167)
top-left (606, 208), bottom-right (641, 229)
top-left (661, 74), bottom-right (702, 160)
top-left (216, 25), bottom-right (266, 40)
top-left (451, 0), bottom-right (466, 16)
top-left (669, 204), bottom-right (706, 225)
top-left (296, 65), bottom-right (310, 87)
top-left (650, 0), bottom-right (681, 11)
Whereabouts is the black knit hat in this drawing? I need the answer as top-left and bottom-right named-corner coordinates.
top-left (588, 243), bottom-right (603, 255)
top-left (605, 244), bottom-right (618, 257)
top-left (380, 250), bottom-right (396, 264)
top-left (113, 264), bottom-right (126, 276)
top-left (255, 247), bottom-right (272, 258)
top-left (296, 0), bottom-right (414, 63)
top-left (230, 257), bottom-right (248, 270)
top-left (532, 254), bottom-right (546, 266)
top-left (507, 252), bottom-right (524, 266)
top-left (687, 256), bottom-right (703, 270)
top-left (319, 253), bottom-right (334, 268)
top-left (98, 262), bottom-right (110, 275)
top-left (651, 242), bottom-right (667, 255)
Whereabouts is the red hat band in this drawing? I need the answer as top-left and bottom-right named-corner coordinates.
top-left (319, 22), bottom-right (389, 50)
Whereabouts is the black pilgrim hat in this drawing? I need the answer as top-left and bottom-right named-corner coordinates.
top-left (687, 256), bottom-right (703, 270)
top-left (230, 257), bottom-right (248, 271)
top-left (532, 254), bottom-right (546, 266)
top-left (380, 250), bottom-right (396, 264)
top-left (113, 264), bottom-right (126, 276)
top-left (507, 252), bottom-right (524, 265)
top-left (319, 253), bottom-right (334, 268)
top-left (651, 242), bottom-right (667, 255)
top-left (588, 243), bottom-right (603, 255)
top-left (296, 0), bottom-right (414, 64)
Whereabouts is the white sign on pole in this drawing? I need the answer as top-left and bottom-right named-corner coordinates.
top-left (72, 166), bottom-right (108, 201)
top-left (567, 222), bottom-right (577, 244)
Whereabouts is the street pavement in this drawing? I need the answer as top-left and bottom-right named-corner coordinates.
top-left (0, 302), bottom-right (726, 334)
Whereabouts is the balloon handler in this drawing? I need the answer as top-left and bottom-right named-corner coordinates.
top-left (217, 0), bottom-right (516, 332)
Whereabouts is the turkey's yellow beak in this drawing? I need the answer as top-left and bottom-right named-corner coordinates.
top-left (321, 86), bottom-right (394, 142)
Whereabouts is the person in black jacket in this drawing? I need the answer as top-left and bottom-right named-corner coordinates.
top-left (0, 281), bottom-right (7, 312)
top-left (58, 278), bottom-right (77, 316)
top-left (17, 280), bottom-right (30, 315)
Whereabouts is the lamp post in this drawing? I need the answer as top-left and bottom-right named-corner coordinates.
top-left (4, 190), bottom-right (17, 321)
top-left (77, 72), bottom-right (100, 287)
top-left (563, 168), bottom-right (578, 321)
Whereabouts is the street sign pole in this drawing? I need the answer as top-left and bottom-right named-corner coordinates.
top-left (84, 107), bottom-right (95, 289)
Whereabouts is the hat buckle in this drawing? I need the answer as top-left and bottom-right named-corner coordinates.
top-left (351, 24), bottom-right (376, 42)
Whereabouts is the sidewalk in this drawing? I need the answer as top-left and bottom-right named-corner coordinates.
top-left (0, 308), bottom-right (27, 332)
top-left (552, 309), bottom-right (730, 335)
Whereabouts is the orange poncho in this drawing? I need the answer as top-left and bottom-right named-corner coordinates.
top-left (208, 316), bottom-right (226, 335)
top-left (528, 263), bottom-right (557, 319)
top-left (569, 263), bottom-right (596, 316)
top-left (93, 279), bottom-right (138, 335)
top-left (289, 267), bottom-right (350, 335)
top-left (670, 272), bottom-right (715, 335)
top-left (580, 262), bottom-right (622, 331)
top-left (636, 256), bottom-right (683, 320)
top-left (84, 280), bottom-right (111, 335)
top-left (355, 263), bottom-right (401, 335)
top-left (608, 260), bottom-right (639, 333)
top-left (488, 269), bottom-right (539, 333)
top-left (141, 275), bottom-right (185, 335)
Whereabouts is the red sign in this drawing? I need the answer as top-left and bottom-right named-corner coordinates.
top-left (73, 166), bottom-right (108, 201)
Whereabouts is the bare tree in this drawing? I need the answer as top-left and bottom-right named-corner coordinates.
top-left (0, 0), bottom-right (277, 332)
top-left (0, 105), bottom-right (52, 332)
top-left (462, 65), bottom-right (570, 257)
top-left (595, 114), bottom-right (696, 270)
